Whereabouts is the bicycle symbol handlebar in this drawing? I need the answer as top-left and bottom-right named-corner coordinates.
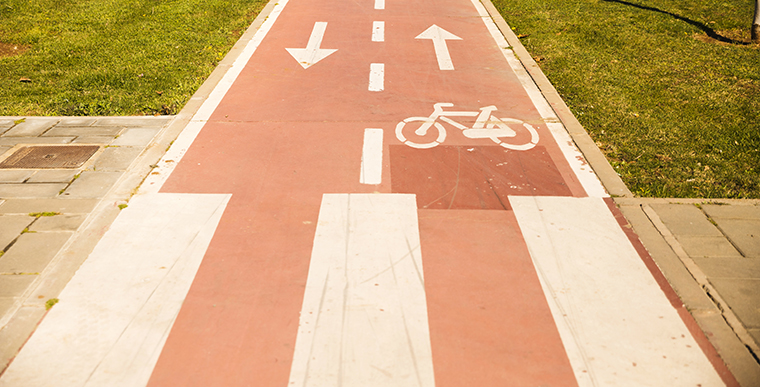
top-left (395, 103), bottom-right (539, 150)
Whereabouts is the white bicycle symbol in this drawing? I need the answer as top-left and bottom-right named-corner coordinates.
top-left (395, 103), bottom-right (539, 150)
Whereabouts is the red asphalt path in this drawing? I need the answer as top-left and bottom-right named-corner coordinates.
top-left (144, 0), bottom-right (735, 385)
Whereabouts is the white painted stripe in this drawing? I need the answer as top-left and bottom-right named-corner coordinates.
top-left (0, 194), bottom-right (230, 387)
top-left (374, 0), bottom-right (385, 9)
top-left (509, 196), bottom-right (725, 387)
top-left (369, 63), bottom-right (384, 91)
top-left (470, 0), bottom-right (607, 197)
top-left (360, 128), bottom-right (383, 185)
top-left (372, 21), bottom-right (385, 42)
top-left (288, 194), bottom-right (435, 387)
top-left (140, 0), bottom-right (289, 194)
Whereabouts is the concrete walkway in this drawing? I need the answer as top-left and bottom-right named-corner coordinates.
top-left (0, 0), bottom-right (757, 385)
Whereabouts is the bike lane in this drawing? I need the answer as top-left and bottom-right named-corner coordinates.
top-left (142, 0), bottom-right (733, 385)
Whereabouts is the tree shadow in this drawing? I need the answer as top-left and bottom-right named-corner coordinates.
top-left (603, 0), bottom-right (750, 45)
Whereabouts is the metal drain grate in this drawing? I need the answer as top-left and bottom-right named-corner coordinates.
top-left (0, 145), bottom-right (99, 169)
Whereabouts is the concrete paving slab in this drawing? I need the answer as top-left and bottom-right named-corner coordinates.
top-left (0, 170), bottom-right (34, 183)
top-left (112, 128), bottom-right (160, 147)
top-left (650, 204), bottom-right (724, 236)
top-left (1, 118), bottom-right (58, 137)
top-left (29, 214), bottom-right (86, 232)
top-left (0, 137), bottom-right (75, 146)
top-left (94, 117), bottom-right (172, 127)
top-left (71, 136), bottom-right (115, 144)
top-left (0, 297), bottom-right (14, 318)
top-left (0, 199), bottom-right (98, 214)
top-left (676, 235), bottom-right (742, 258)
top-left (710, 278), bottom-right (760, 328)
top-left (60, 171), bottom-right (122, 198)
top-left (750, 329), bottom-right (760, 348)
top-left (0, 275), bottom-right (37, 296)
top-left (0, 147), bottom-right (11, 157)
top-left (0, 232), bottom-right (72, 273)
top-left (56, 118), bottom-right (97, 127)
top-left (92, 147), bottom-right (142, 171)
top-left (711, 219), bottom-right (760, 257)
top-left (0, 215), bottom-right (34, 250)
top-left (692, 257), bottom-right (760, 278)
top-left (0, 306), bottom-right (46, 372)
top-left (26, 170), bottom-right (78, 184)
top-left (0, 184), bottom-right (67, 199)
top-left (0, 120), bottom-right (14, 133)
top-left (42, 126), bottom-right (123, 137)
top-left (703, 204), bottom-right (760, 220)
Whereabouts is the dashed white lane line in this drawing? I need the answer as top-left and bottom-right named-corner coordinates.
top-left (360, 128), bottom-right (384, 185)
top-left (369, 63), bottom-right (384, 91)
top-left (374, 0), bottom-right (384, 10)
top-left (372, 21), bottom-right (385, 42)
top-left (288, 194), bottom-right (435, 387)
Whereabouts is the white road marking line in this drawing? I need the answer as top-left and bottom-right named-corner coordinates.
top-left (470, 0), bottom-right (607, 197)
top-left (360, 128), bottom-right (383, 185)
top-left (286, 22), bottom-right (338, 69)
top-left (415, 25), bottom-right (461, 71)
top-left (374, 0), bottom-right (385, 9)
top-left (372, 21), bottom-right (385, 42)
top-left (0, 194), bottom-right (231, 387)
top-left (509, 196), bottom-right (726, 387)
top-left (369, 63), bottom-right (384, 91)
top-left (288, 193), bottom-right (435, 387)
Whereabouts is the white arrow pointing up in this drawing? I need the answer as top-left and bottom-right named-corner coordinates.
top-left (286, 22), bottom-right (338, 69)
top-left (415, 25), bottom-right (462, 70)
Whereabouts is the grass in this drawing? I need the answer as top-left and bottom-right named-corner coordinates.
top-left (0, 0), bottom-right (267, 116)
top-left (493, 0), bottom-right (760, 198)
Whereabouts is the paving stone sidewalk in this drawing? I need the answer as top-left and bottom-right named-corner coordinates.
top-left (0, 116), bottom-right (174, 371)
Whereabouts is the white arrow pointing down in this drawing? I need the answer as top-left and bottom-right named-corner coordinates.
top-left (286, 22), bottom-right (338, 69)
top-left (415, 25), bottom-right (462, 70)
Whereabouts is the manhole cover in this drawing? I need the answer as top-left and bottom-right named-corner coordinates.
top-left (0, 145), bottom-right (99, 169)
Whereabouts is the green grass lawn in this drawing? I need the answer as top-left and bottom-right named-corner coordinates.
top-left (0, 0), bottom-right (266, 116)
top-left (493, 0), bottom-right (760, 198)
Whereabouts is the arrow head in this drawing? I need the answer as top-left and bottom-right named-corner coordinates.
top-left (286, 48), bottom-right (338, 69)
top-left (415, 25), bottom-right (462, 41)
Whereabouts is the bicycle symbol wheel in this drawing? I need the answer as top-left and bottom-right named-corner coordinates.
top-left (487, 118), bottom-right (539, 151)
top-left (395, 117), bottom-right (447, 149)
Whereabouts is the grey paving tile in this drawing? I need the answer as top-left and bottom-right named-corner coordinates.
top-left (92, 147), bottom-right (142, 171)
top-left (0, 215), bottom-right (34, 250)
top-left (29, 214), bottom-right (86, 232)
top-left (0, 120), bottom-right (15, 134)
top-left (0, 146), bottom-right (11, 156)
top-left (0, 184), bottom-right (68, 199)
top-left (1, 118), bottom-right (58, 137)
top-left (711, 219), bottom-right (760, 257)
top-left (650, 203), bottom-right (723, 236)
top-left (0, 275), bottom-right (37, 296)
top-left (26, 170), bottom-right (78, 184)
top-left (676, 235), bottom-right (742, 258)
top-left (0, 297), bottom-right (15, 317)
top-left (111, 128), bottom-right (159, 147)
top-left (60, 171), bottom-right (122, 198)
top-left (94, 116), bottom-right (173, 127)
top-left (0, 199), bottom-right (98, 214)
top-left (703, 204), bottom-right (760, 220)
top-left (72, 136), bottom-right (115, 145)
top-left (55, 118), bottom-right (97, 127)
top-left (710, 278), bottom-right (760, 328)
top-left (0, 232), bottom-right (71, 273)
top-left (42, 126), bottom-right (123, 137)
top-left (0, 170), bottom-right (34, 183)
top-left (0, 137), bottom-right (75, 146)
top-left (693, 257), bottom-right (760, 279)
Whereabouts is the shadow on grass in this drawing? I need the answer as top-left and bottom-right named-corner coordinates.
top-left (603, 0), bottom-right (750, 45)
